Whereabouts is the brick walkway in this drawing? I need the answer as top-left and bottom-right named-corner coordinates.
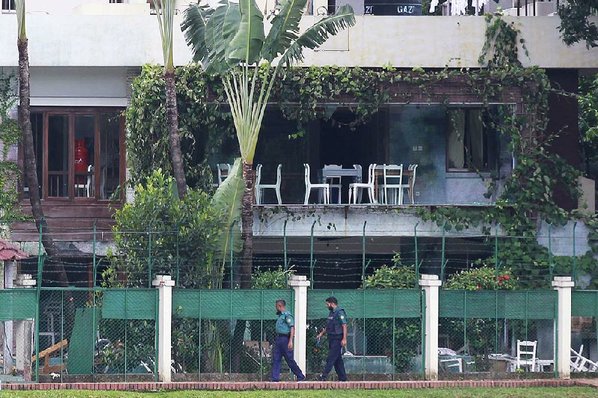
top-left (1, 379), bottom-right (592, 391)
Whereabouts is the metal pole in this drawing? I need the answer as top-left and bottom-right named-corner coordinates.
top-left (440, 221), bottom-right (446, 282)
top-left (494, 224), bottom-right (499, 277)
top-left (310, 220), bottom-right (316, 288)
top-left (147, 227), bottom-right (153, 288)
top-left (283, 220), bottom-right (288, 271)
top-left (548, 224), bottom-right (553, 281)
top-left (414, 222), bottom-right (420, 286)
top-left (34, 219), bottom-right (44, 382)
top-left (361, 221), bottom-right (367, 282)
top-left (572, 221), bottom-right (577, 284)
top-left (176, 223), bottom-right (180, 285)
top-left (229, 221), bottom-right (236, 289)
top-left (93, 220), bottom-right (97, 287)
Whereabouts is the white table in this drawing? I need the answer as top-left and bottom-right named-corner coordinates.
top-left (321, 167), bottom-right (361, 204)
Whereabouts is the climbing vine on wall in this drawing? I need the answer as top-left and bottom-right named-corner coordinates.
top-left (125, 13), bottom-right (595, 288)
top-left (0, 75), bottom-right (24, 225)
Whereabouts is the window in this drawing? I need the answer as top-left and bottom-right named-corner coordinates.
top-left (447, 108), bottom-right (498, 172)
top-left (109, 0), bottom-right (124, 3)
top-left (28, 109), bottom-right (124, 200)
top-left (1, 0), bottom-right (15, 11)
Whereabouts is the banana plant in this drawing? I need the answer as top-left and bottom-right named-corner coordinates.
top-left (182, 0), bottom-right (355, 288)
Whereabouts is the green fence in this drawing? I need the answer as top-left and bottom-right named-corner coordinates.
top-left (306, 289), bottom-right (423, 380)
top-left (438, 290), bottom-right (558, 377)
top-left (171, 289), bottom-right (294, 381)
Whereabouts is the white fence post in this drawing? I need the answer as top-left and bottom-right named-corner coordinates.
top-left (14, 274), bottom-right (36, 381)
top-left (288, 275), bottom-right (310, 374)
top-left (552, 276), bottom-right (574, 379)
top-left (2, 261), bottom-right (16, 375)
top-left (419, 274), bottom-right (441, 381)
top-left (152, 274), bottom-right (175, 383)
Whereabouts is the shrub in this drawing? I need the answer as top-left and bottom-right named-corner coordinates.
top-left (446, 266), bottom-right (517, 290)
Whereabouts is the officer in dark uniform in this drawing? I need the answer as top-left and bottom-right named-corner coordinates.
top-left (271, 299), bottom-right (306, 382)
top-left (316, 296), bottom-right (348, 381)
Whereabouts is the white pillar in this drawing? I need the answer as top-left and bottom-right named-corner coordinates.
top-left (152, 274), bottom-right (175, 383)
top-left (552, 276), bottom-right (574, 379)
top-left (419, 274), bottom-right (441, 381)
top-left (2, 261), bottom-right (16, 374)
top-left (14, 274), bottom-right (36, 381)
top-left (288, 275), bottom-right (310, 374)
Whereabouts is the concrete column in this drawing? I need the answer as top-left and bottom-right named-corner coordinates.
top-left (2, 261), bottom-right (16, 374)
top-left (419, 274), bottom-right (441, 381)
top-left (552, 276), bottom-right (574, 379)
top-left (14, 274), bottom-right (36, 381)
top-left (288, 275), bottom-right (310, 374)
top-left (152, 274), bottom-right (175, 383)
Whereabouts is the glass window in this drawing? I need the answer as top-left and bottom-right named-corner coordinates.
top-left (1, 0), bottom-right (15, 11)
top-left (47, 115), bottom-right (69, 197)
top-left (74, 115), bottom-right (95, 198)
top-left (26, 112), bottom-right (44, 198)
top-left (447, 108), bottom-right (497, 172)
top-left (27, 109), bottom-right (123, 201)
top-left (99, 113), bottom-right (121, 199)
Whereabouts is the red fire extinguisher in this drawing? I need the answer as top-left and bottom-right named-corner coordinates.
top-left (74, 139), bottom-right (88, 183)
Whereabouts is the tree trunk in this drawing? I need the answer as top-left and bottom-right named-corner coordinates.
top-left (17, 38), bottom-right (68, 286)
top-left (164, 70), bottom-right (187, 199)
top-left (231, 161), bottom-right (255, 373)
top-left (239, 161), bottom-right (254, 288)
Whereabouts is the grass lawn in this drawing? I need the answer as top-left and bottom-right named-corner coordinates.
top-left (0, 388), bottom-right (596, 398)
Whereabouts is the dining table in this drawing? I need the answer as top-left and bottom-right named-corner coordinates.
top-left (321, 166), bottom-right (362, 204)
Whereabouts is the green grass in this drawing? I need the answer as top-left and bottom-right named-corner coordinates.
top-left (0, 388), bottom-right (596, 398)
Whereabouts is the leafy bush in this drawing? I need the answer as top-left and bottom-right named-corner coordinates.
top-left (446, 266), bottom-right (517, 291)
top-left (108, 169), bottom-right (223, 288)
top-left (363, 253), bottom-right (417, 289)
top-left (251, 267), bottom-right (295, 289)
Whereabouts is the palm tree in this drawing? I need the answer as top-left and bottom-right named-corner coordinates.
top-left (15, 1), bottom-right (68, 285)
top-left (182, 0), bottom-right (355, 288)
top-left (152, 0), bottom-right (187, 198)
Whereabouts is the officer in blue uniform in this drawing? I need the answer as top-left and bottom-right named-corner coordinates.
top-left (316, 296), bottom-right (348, 381)
top-left (271, 299), bottom-right (305, 382)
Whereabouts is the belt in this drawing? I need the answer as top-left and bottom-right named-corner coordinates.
top-left (328, 334), bottom-right (343, 338)
top-left (277, 333), bottom-right (290, 337)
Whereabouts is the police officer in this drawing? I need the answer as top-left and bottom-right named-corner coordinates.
top-left (271, 299), bottom-right (306, 382)
top-left (316, 296), bottom-right (348, 381)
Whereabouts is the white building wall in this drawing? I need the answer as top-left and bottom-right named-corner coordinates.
top-left (0, 14), bottom-right (596, 69)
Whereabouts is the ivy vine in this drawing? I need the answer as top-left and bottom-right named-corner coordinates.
top-left (125, 13), bottom-right (596, 289)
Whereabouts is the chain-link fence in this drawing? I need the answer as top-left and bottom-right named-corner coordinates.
top-left (438, 290), bottom-right (558, 378)
top-left (171, 289), bottom-right (294, 381)
top-left (571, 290), bottom-right (598, 375)
top-left (0, 286), bottom-right (158, 382)
top-left (306, 289), bottom-right (423, 380)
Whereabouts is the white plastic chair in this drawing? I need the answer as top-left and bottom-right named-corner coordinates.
top-left (323, 164), bottom-right (343, 204)
top-left (382, 164), bottom-right (404, 205)
top-left (304, 163), bottom-right (329, 205)
top-left (571, 344), bottom-right (598, 372)
top-left (440, 357), bottom-right (463, 373)
top-left (349, 163), bottom-right (377, 204)
top-left (75, 165), bottom-right (93, 197)
top-left (406, 164), bottom-right (418, 204)
top-left (515, 340), bottom-right (537, 372)
top-left (217, 163), bottom-right (231, 186)
top-left (255, 164), bottom-right (282, 205)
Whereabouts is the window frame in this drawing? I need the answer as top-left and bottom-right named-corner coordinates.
top-left (1, 0), bottom-right (16, 12)
top-left (445, 106), bottom-right (498, 174)
top-left (22, 107), bottom-right (125, 202)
